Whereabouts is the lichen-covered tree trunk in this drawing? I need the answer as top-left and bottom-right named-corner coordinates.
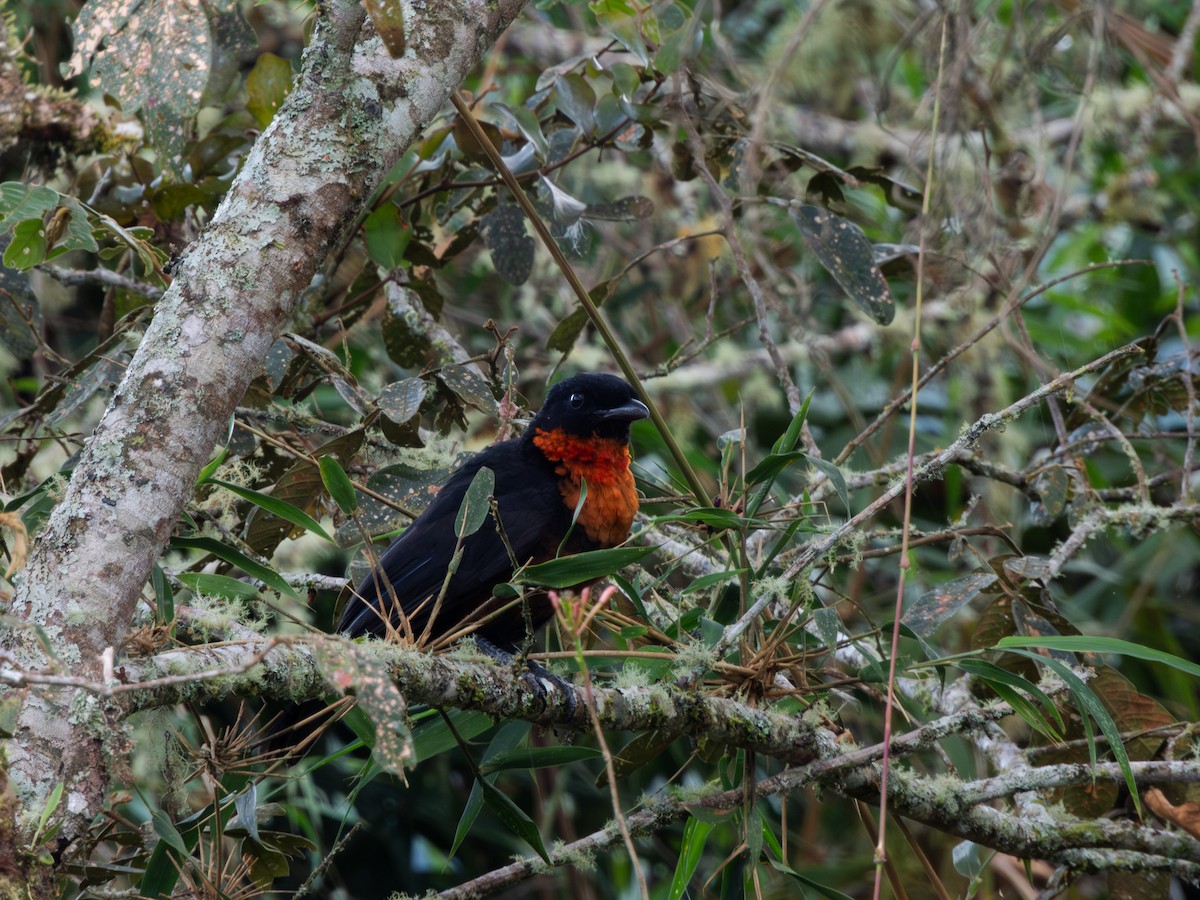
top-left (0, 0), bottom-right (527, 871)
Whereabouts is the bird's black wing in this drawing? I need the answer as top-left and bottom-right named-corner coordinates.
top-left (337, 439), bottom-right (567, 646)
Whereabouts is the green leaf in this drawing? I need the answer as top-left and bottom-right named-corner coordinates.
top-left (608, 61), bottom-right (641, 98)
top-left (479, 779), bottom-right (551, 864)
top-left (151, 564), bottom-right (174, 624)
top-left (170, 536), bottom-right (298, 599)
top-left (494, 102), bottom-right (548, 156)
top-left (668, 815), bottom-right (715, 900)
top-left (554, 73), bottom-right (596, 133)
top-left (245, 52), bottom-right (293, 127)
top-left (955, 658), bottom-right (1063, 742)
top-left (996, 635), bottom-right (1200, 679)
top-left (546, 306), bottom-right (590, 354)
top-left (450, 723), bottom-right (529, 859)
top-left (0, 182), bottom-right (59, 226)
top-left (1004, 649), bottom-right (1141, 817)
top-left (558, 480), bottom-right (589, 556)
top-left (412, 709), bottom-right (495, 763)
top-left (30, 782), bottom-right (63, 847)
top-left (808, 456), bottom-right (850, 514)
top-left (319, 455), bottom-right (358, 516)
top-left (517, 545), bottom-right (657, 588)
top-left (745, 450), bottom-right (806, 487)
top-left (364, 203), bottom-right (411, 270)
top-left (455, 466), bottom-right (495, 538)
top-left (140, 843), bottom-right (181, 898)
top-left (150, 808), bottom-right (190, 856)
top-left (681, 569), bottom-right (747, 595)
top-left (772, 390), bottom-right (813, 455)
top-left (480, 745), bottom-right (602, 773)
top-left (210, 477), bottom-right (333, 543)
top-left (4, 218), bottom-right (48, 269)
top-left (177, 573), bottom-right (262, 600)
top-left (196, 445), bottom-right (228, 485)
top-left (767, 859), bottom-right (857, 899)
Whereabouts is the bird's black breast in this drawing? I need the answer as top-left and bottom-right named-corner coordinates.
top-left (337, 438), bottom-right (569, 649)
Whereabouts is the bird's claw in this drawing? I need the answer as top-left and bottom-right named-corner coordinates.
top-left (520, 659), bottom-right (578, 719)
top-left (475, 637), bottom-right (577, 718)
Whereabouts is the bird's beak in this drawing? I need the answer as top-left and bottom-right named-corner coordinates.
top-left (600, 398), bottom-right (650, 422)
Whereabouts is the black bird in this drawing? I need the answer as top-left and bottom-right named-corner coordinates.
top-left (338, 372), bottom-right (649, 654)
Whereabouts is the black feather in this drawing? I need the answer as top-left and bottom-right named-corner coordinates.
top-left (337, 372), bottom-right (646, 651)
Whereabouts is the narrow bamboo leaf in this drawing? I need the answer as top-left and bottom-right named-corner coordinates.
top-left (480, 745), bottom-right (601, 773)
top-left (680, 569), bottom-right (747, 595)
top-left (954, 658), bottom-right (1064, 733)
top-left (517, 545), bottom-right (656, 588)
top-left (177, 573), bottom-right (261, 600)
top-left (455, 466), bottom-right (495, 538)
top-left (151, 564), bottom-right (174, 624)
top-left (807, 456), bottom-right (850, 513)
top-left (32, 782), bottom-right (63, 845)
top-left (412, 709), bottom-right (495, 762)
top-left (170, 535), bottom-right (298, 599)
top-left (772, 390), bottom-right (813, 454)
top-left (745, 450), bottom-right (806, 487)
top-left (140, 842), bottom-right (181, 898)
top-left (997, 635), bottom-right (1200, 679)
top-left (450, 723), bottom-right (529, 859)
top-left (654, 507), bottom-right (767, 530)
top-left (1005, 649), bottom-right (1141, 816)
top-left (210, 478), bottom-right (333, 542)
top-left (196, 445), bottom-right (228, 485)
top-left (558, 479), bottom-right (588, 556)
top-left (479, 779), bottom-right (551, 863)
top-left (150, 808), bottom-right (189, 856)
top-left (668, 816), bottom-right (715, 900)
top-left (767, 859), bottom-right (857, 899)
top-left (319, 455), bottom-right (358, 516)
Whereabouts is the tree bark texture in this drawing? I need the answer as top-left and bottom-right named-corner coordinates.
top-left (1, 0), bottom-right (527, 858)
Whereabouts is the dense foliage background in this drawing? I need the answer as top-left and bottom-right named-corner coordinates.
top-left (1, 0), bottom-right (1199, 897)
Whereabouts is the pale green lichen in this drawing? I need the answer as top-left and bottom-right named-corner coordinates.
top-left (610, 661), bottom-right (654, 691)
top-left (671, 639), bottom-right (718, 681)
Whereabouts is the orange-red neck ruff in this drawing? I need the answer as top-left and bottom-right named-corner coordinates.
top-left (532, 428), bottom-right (638, 546)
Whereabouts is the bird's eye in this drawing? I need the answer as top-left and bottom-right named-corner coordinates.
top-left (569, 392), bottom-right (585, 409)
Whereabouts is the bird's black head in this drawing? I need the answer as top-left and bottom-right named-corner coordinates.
top-left (529, 373), bottom-right (649, 442)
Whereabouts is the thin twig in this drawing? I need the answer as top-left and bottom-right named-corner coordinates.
top-left (448, 91), bottom-right (712, 508)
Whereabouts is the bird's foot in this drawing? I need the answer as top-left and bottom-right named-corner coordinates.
top-left (520, 658), bottom-right (578, 719)
top-left (475, 637), bottom-right (577, 719)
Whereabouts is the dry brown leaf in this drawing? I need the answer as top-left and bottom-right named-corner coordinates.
top-left (1146, 787), bottom-right (1200, 840)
